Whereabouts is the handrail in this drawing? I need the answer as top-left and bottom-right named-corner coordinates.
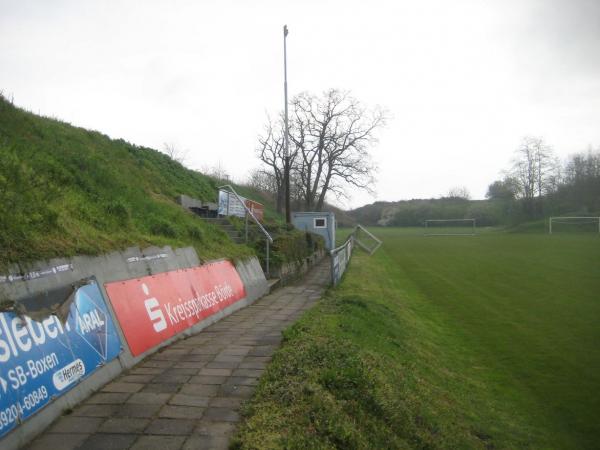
top-left (218, 185), bottom-right (273, 243)
top-left (330, 232), bottom-right (355, 287)
top-left (330, 224), bottom-right (382, 286)
top-left (330, 233), bottom-right (354, 255)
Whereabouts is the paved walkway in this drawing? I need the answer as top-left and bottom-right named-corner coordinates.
top-left (25, 259), bottom-right (330, 450)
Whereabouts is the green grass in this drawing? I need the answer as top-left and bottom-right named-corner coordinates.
top-left (0, 95), bottom-right (260, 269)
top-left (233, 228), bottom-right (600, 449)
top-left (0, 95), bottom-right (324, 276)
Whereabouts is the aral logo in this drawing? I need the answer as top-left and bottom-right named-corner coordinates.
top-left (142, 283), bottom-right (167, 333)
top-left (74, 284), bottom-right (108, 360)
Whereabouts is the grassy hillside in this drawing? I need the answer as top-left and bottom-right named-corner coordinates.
top-left (349, 198), bottom-right (508, 227)
top-left (233, 228), bottom-right (600, 449)
top-left (0, 95), bottom-right (257, 270)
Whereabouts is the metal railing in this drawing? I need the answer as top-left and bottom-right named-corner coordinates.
top-left (330, 225), bottom-right (383, 286)
top-left (330, 233), bottom-right (355, 287)
top-left (218, 185), bottom-right (274, 277)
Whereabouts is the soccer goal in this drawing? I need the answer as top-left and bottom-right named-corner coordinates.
top-left (354, 224), bottom-right (383, 254)
top-left (549, 217), bottom-right (600, 234)
top-left (424, 218), bottom-right (476, 236)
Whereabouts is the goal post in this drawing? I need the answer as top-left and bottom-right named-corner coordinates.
top-left (424, 218), bottom-right (476, 236)
top-left (549, 217), bottom-right (600, 234)
top-left (354, 224), bottom-right (383, 255)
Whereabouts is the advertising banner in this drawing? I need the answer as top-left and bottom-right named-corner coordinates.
top-left (0, 281), bottom-right (122, 438)
top-left (104, 261), bottom-right (246, 357)
top-left (217, 190), bottom-right (229, 216)
top-left (217, 190), bottom-right (264, 222)
top-left (245, 199), bottom-right (264, 222)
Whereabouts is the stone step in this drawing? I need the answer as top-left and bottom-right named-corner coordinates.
top-left (201, 218), bottom-right (231, 225)
top-left (267, 278), bottom-right (281, 293)
top-left (199, 217), bottom-right (246, 245)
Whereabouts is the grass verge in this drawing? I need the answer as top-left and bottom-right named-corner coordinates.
top-left (232, 229), bottom-right (600, 449)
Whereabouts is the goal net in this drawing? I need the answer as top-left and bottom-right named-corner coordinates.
top-left (424, 219), bottom-right (476, 236)
top-left (353, 224), bottom-right (383, 254)
top-left (549, 217), bottom-right (600, 234)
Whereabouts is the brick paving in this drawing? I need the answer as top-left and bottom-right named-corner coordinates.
top-left (25, 259), bottom-right (330, 450)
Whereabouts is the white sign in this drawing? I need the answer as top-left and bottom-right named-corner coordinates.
top-left (218, 190), bottom-right (246, 218)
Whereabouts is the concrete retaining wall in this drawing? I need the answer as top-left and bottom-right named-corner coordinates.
top-left (0, 246), bottom-right (268, 450)
top-left (270, 249), bottom-right (326, 286)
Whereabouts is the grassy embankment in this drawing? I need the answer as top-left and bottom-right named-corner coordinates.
top-left (233, 228), bottom-right (600, 449)
top-left (0, 96), bottom-right (266, 271)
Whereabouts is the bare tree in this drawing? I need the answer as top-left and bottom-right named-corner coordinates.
top-left (256, 117), bottom-right (296, 213)
top-left (162, 142), bottom-right (188, 165)
top-left (247, 168), bottom-right (278, 194)
top-left (509, 136), bottom-right (558, 212)
top-left (0, 90), bottom-right (14, 104)
top-left (557, 147), bottom-right (600, 211)
top-left (255, 90), bottom-right (386, 212)
top-left (446, 186), bottom-right (471, 200)
top-left (212, 162), bottom-right (231, 183)
top-left (288, 89), bottom-right (386, 211)
top-left (200, 161), bottom-right (231, 183)
top-left (564, 147), bottom-right (600, 183)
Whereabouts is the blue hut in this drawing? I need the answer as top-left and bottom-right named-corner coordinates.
top-left (291, 211), bottom-right (336, 251)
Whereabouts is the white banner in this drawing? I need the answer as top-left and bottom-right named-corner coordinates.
top-left (218, 190), bottom-right (257, 219)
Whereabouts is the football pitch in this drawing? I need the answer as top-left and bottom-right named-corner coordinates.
top-left (366, 227), bottom-right (600, 448)
top-left (234, 228), bottom-right (599, 449)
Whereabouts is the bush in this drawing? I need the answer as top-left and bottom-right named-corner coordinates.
top-left (104, 199), bottom-right (130, 226)
top-left (149, 218), bottom-right (177, 238)
top-left (242, 219), bottom-right (324, 270)
top-left (187, 225), bottom-right (204, 241)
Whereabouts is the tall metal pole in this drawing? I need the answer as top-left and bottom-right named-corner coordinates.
top-left (283, 25), bottom-right (291, 224)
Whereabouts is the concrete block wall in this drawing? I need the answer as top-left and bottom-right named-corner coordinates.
top-left (0, 246), bottom-right (269, 450)
top-left (270, 249), bottom-right (326, 286)
top-left (178, 194), bottom-right (204, 210)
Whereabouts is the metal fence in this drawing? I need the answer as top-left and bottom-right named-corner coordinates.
top-left (330, 225), bottom-right (383, 286)
top-left (330, 233), bottom-right (355, 286)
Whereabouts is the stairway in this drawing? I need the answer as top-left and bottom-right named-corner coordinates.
top-left (201, 217), bottom-right (244, 244)
top-left (201, 217), bottom-right (282, 292)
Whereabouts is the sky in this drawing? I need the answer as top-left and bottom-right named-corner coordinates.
top-left (1, 0), bottom-right (599, 209)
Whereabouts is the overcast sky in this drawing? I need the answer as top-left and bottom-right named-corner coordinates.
top-left (1, 0), bottom-right (599, 209)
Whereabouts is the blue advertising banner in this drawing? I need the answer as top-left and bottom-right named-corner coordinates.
top-left (0, 280), bottom-right (121, 438)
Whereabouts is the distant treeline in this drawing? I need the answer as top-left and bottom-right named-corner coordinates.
top-left (350, 198), bottom-right (507, 227)
top-left (350, 146), bottom-right (600, 227)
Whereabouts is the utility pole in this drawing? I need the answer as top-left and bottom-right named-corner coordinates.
top-left (283, 24), bottom-right (291, 224)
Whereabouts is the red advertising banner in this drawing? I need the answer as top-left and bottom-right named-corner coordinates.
top-left (245, 199), bottom-right (264, 222)
top-left (104, 260), bottom-right (246, 356)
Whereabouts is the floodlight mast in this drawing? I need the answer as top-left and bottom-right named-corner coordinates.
top-left (283, 25), bottom-right (291, 225)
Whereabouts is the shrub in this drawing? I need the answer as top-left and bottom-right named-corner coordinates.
top-left (104, 199), bottom-right (130, 226)
top-left (149, 219), bottom-right (177, 238)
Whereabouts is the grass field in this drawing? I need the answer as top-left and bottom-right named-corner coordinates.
top-left (233, 228), bottom-right (600, 449)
